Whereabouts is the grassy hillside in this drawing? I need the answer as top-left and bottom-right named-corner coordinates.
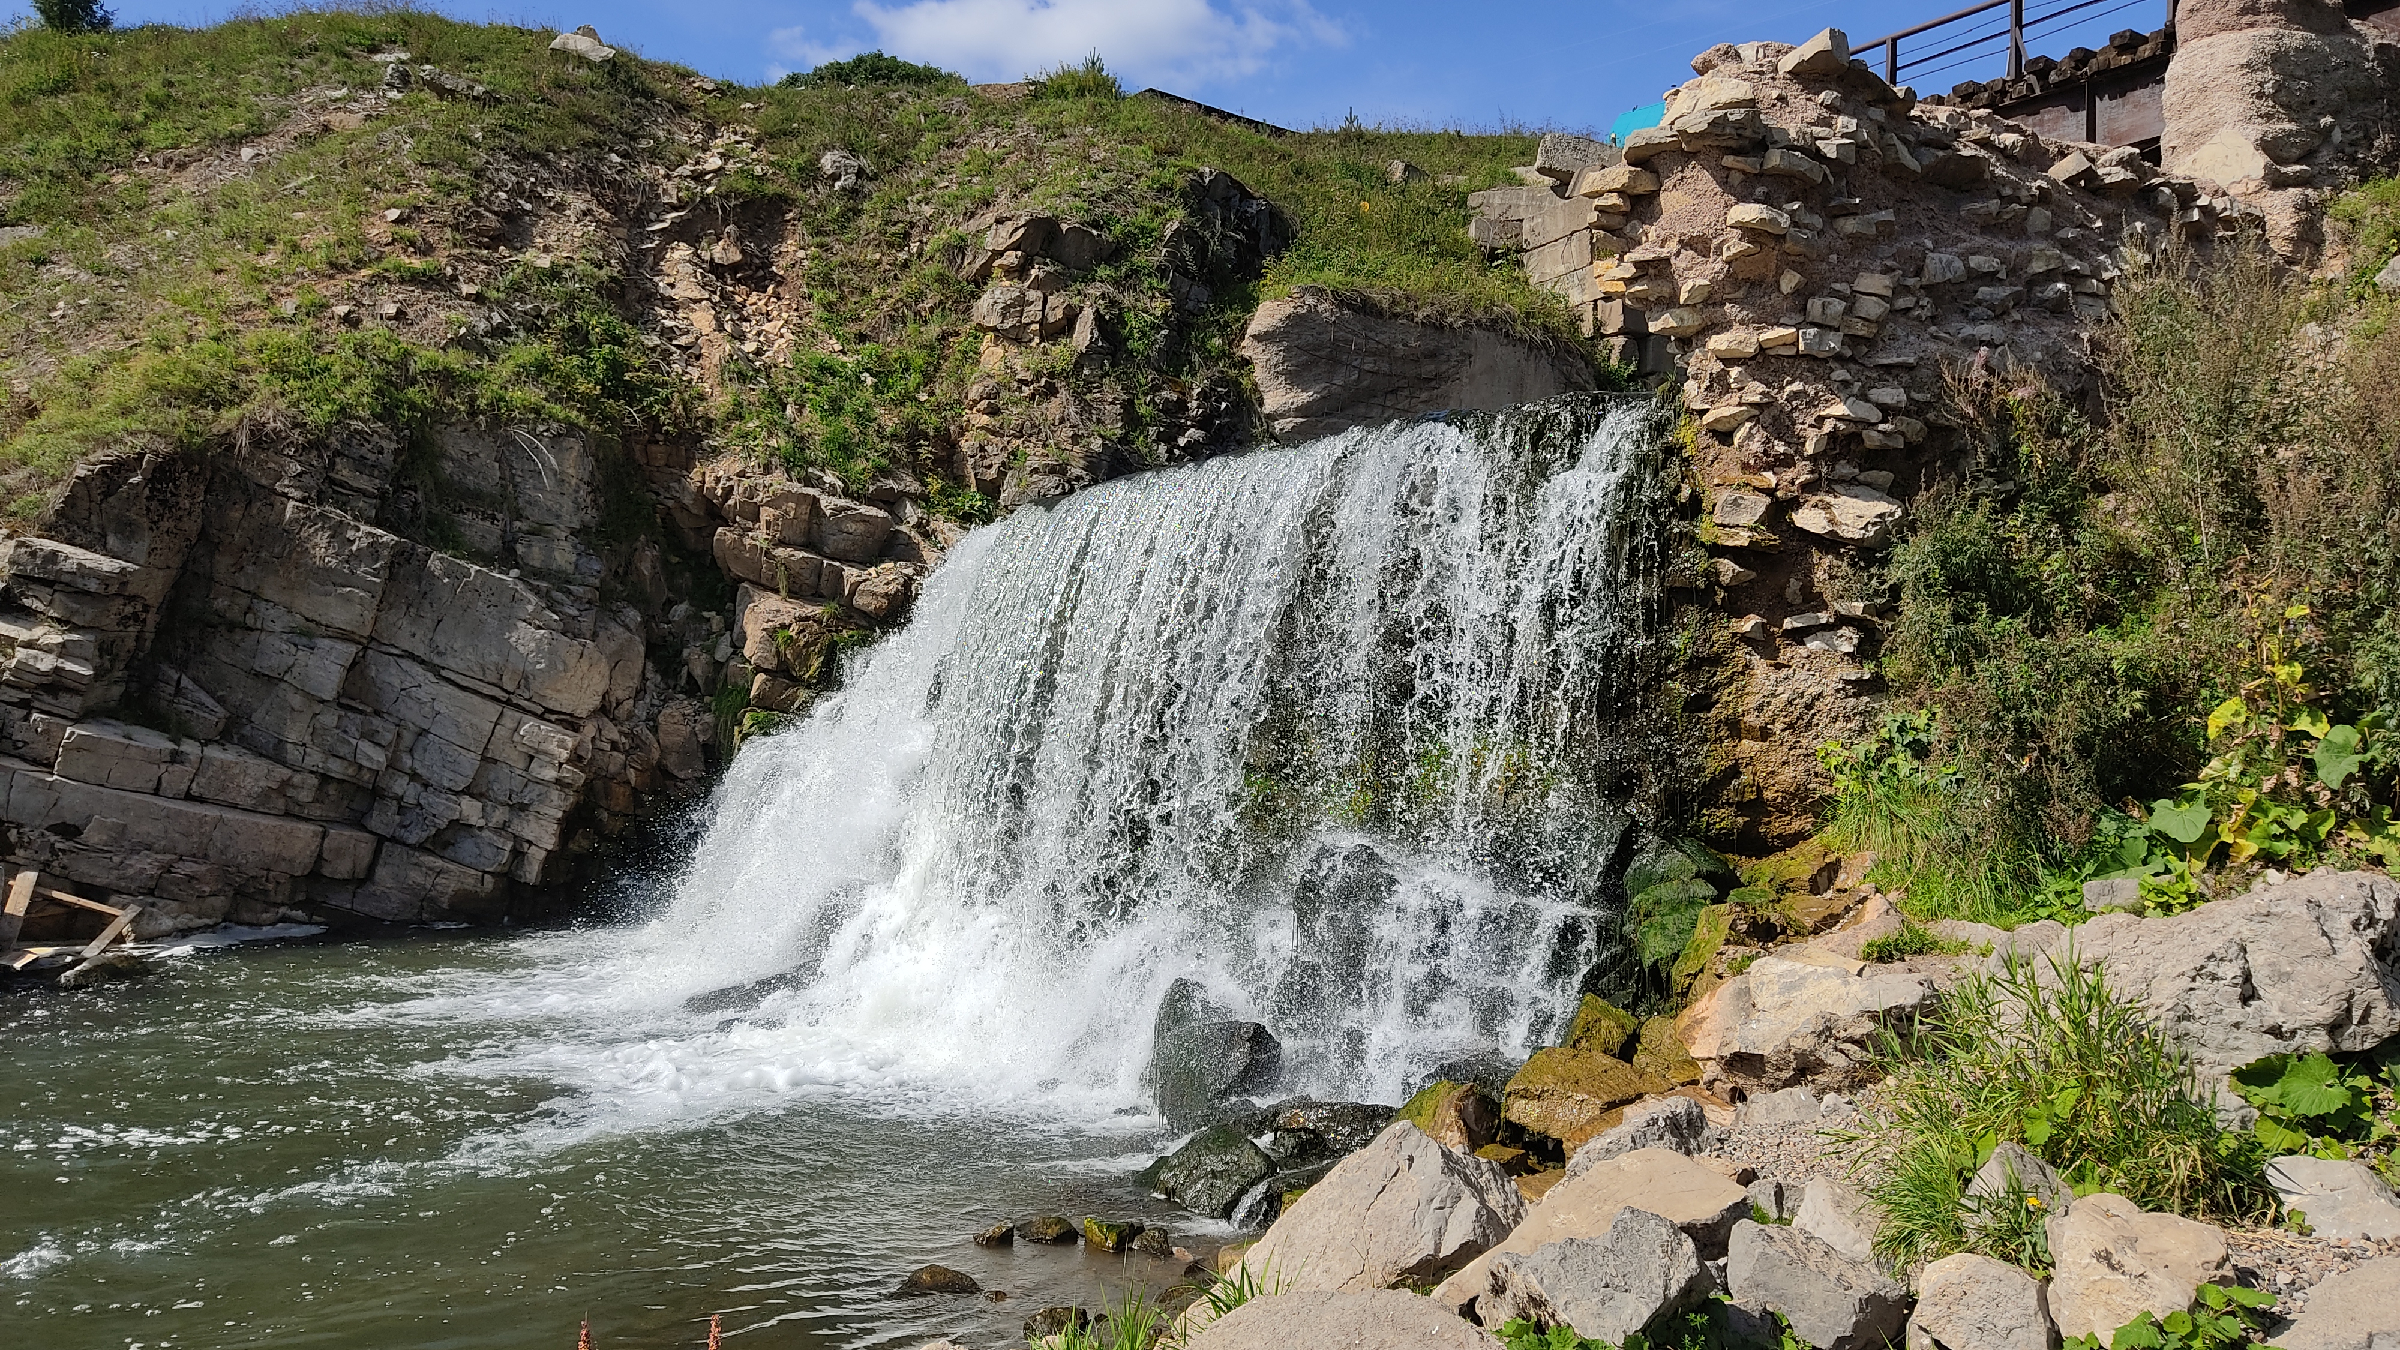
top-left (0, 9), bottom-right (1585, 521)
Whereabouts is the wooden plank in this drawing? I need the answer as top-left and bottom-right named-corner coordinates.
top-left (76, 904), bottom-right (139, 961)
top-left (36, 888), bottom-right (124, 918)
top-left (0, 870), bottom-right (36, 950)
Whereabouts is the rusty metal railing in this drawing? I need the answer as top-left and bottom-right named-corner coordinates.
top-left (1859, 0), bottom-right (2172, 88)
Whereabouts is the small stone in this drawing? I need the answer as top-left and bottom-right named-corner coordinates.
top-left (1701, 404), bottom-right (1757, 433)
top-left (1714, 490), bottom-right (1773, 528)
top-left (2264, 1156), bottom-right (2400, 1241)
top-left (1921, 252), bottom-right (1965, 285)
top-left (974, 1220), bottom-right (1015, 1247)
top-left (1385, 159), bottom-right (1428, 185)
top-left (1909, 1253), bottom-right (2055, 1350)
top-left (1852, 273), bottom-right (1896, 297)
top-left (1732, 615), bottom-right (1771, 639)
top-left (1715, 559), bottom-right (1758, 586)
top-left (1016, 1215), bottom-right (1078, 1244)
top-left (1707, 330), bottom-right (1761, 358)
top-left (1082, 1217), bottom-right (1142, 1253)
top-left (898, 1264), bottom-right (981, 1295)
top-left (1728, 203), bottom-right (1792, 234)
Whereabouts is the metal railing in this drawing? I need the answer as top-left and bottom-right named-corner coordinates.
top-left (1859, 0), bottom-right (2173, 88)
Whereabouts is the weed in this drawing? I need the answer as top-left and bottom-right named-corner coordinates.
top-left (1032, 53), bottom-right (1122, 101)
top-left (2230, 1048), bottom-right (2400, 1182)
top-left (1859, 920), bottom-right (1968, 964)
top-left (2059, 1282), bottom-right (2276, 1350)
top-left (1048, 1287), bottom-right (1168, 1350)
top-left (1833, 953), bottom-right (2267, 1271)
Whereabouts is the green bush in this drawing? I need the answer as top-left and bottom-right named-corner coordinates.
top-left (778, 51), bottom-right (958, 90)
top-left (1032, 53), bottom-right (1122, 100)
top-left (1834, 955), bottom-right (2267, 1271)
top-left (32, 0), bottom-right (110, 32)
top-left (1859, 920), bottom-right (1968, 964)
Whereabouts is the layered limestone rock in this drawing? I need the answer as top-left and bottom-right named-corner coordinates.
top-left (1238, 286), bottom-right (1598, 440)
top-left (0, 425), bottom-right (937, 933)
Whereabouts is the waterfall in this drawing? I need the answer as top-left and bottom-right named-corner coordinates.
top-left (620, 394), bottom-right (1667, 1115)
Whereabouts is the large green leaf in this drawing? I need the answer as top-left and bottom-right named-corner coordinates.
top-left (2314, 724), bottom-right (2366, 791)
top-left (2149, 798), bottom-right (2213, 845)
top-left (2252, 1114), bottom-right (2312, 1154)
top-left (2275, 1054), bottom-right (2357, 1119)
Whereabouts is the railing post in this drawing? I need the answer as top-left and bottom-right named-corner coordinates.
top-left (1886, 36), bottom-right (1899, 84)
top-left (2008, 0), bottom-right (2026, 78)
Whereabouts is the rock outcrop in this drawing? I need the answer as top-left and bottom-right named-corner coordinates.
top-left (1238, 286), bottom-right (1598, 441)
top-left (2060, 871), bottom-right (2400, 1100)
top-left (0, 425), bottom-right (938, 931)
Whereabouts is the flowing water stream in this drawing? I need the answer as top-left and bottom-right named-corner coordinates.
top-left (2, 396), bottom-right (1667, 1349)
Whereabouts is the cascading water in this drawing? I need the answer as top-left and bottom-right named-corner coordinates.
top-left (1, 396), bottom-right (1675, 1349)
top-left (612, 393), bottom-right (1669, 1114)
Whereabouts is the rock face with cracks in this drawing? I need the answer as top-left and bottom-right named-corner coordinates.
top-left (1477, 1209), bottom-right (1714, 1345)
top-left (1237, 1121), bottom-right (1525, 1293)
top-left (2042, 1192), bottom-right (2231, 1341)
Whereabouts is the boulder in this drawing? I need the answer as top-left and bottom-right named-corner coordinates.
top-left (2042, 1192), bottom-right (2229, 1340)
top-left (1238, 1121), bottom-right (1526, 1293)
top-left (1682, 955), bottom-right (1938, 1093)
top-left (2060, 872), bottom-right (2400, 1099)
top-left (1966, 1142), bottom-right (2073, 1217)
top-left (1016, 1215), bottom-right (1078, 1244)
top-left (1186, 1290), bottom-right (1502, 1349)
top-left (1083, 1217), bottom-right (1141, 1252)
top-left (1727, 1219), bottom-right (1910, 1350)
top-left (1566, 1095), bottom-right (1720, 1171)
top-left (973, 1220), bottom-right (1013, 1246)
top-left (1396, 1080), bottom-right (1501, 1153)
top-left (1792, 1178), bottom-right (1881, 1268)
top-left (1433, 1148), bottom-right (1749, 1315)
top-left (1238, 287), bottom-right (1596, 441)
top-left (2274, 1254), bottom-right (2400, 1350)
top-left (1565, 994), bottom-right (1640, 1058)
top-left (1024, 1307), bottom-right (1090, 1339)
top-left (1502, 1047), bottom-right (1675, 1150)
top-left (1478, 1209), bottom-right (1714, 1345)
top-left (896, 1264), bottom-right (980, 1294)
top-left (548, 28), bottom-right (615, 61)
top-left (1630, 1016), bottom-right (1704, 1086)
top-left (1265, 1099), bottom-right (1393, 1160)
top-left (1155, 1125), bottom-right (1274, 1220)
top-left (1154, 998), bottom-right (1283, 1129)
top-left (2264, 1156), bottom-right (2400, 1241)
top-left (1908, 1253), bottom-right (2057, 1350)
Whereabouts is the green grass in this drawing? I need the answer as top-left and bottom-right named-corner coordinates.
top-left (1832, 955), bottom-right (2268, 1273)
top-left (1858, 919), bottom-right (1968, 964)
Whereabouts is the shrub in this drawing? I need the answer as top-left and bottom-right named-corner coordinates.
top-left (32, 0), bottom-right (110, 33)
top-left (1834, 954), bottom-right (2267, 1271)
top-left (1032, 52), bottom-right (1122, 100)
top-left (778, 51), bottom-right (959, 90)
top-left (1859, 920), bottom-right (1968, 964)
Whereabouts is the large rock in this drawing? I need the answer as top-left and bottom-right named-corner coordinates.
top-left (1153, 982), bottom-right (1284, 1128)
top-left (1681, 954), bottom-right (1938, 1092)
top-left (1502, 1047), bottom-right (1675, 1150)
top-left (1478, 1209), bottom-right (1713, 1344)
top-left (2042, 1192), bottom-right (2230, 1340)
top-left (1908, 1253), bottom-right (2057, 1350)
top-left (1432, 1148), bottom-right (1748, 1316)
top-left (2061, 872), bottom-right (2400, 1100)
top-left (1238, 287), bottom-right (1596, 441)
top-left (1790, 484), bottom-right (1904, 545)
top-left (2274, 1254), bottom-right (2400, 1350)
top-left (1792, 1178), bottom-right (1881, 1268)
top-left (1566, 1094), bottom-right (1719, 1170)
top-left (1727, 1218), bottom-right (1910, 1350)
top-left (1186, 1289), bottom-right (1502, 1349)
top-left (2264, 1155), bottom-right (2400, 1241)
top-left (1154, 1125), bottom-right (1274, 1220)
top-left (1238, 1121), bottom-right (1525, 1293)
top-left (1395, 1080), bottom-right (1500, 1153)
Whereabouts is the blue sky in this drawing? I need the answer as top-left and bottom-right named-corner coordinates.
top-left (10, 0), bottom-right (2176, 133)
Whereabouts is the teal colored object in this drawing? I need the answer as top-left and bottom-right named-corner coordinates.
top-left (1609, 100), bottom-right (1667, 144)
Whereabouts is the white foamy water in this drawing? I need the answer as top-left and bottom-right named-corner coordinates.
top-left (375, 398), bottom-right (1665, 1143)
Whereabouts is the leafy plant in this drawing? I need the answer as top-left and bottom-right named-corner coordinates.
top-left (2230, 1051), bottom-right (2396, 1166)
top-left (1050, 1287), bottom-right (1169, 1350)
top-left (1833, 953), bottom-right (2267, 1272)
top-left (2059, 1282), bottom-right (2276, 1350)
top-left (1178, 1260), bottom-right (1287, 1337)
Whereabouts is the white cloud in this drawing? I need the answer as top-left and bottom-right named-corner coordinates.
top-left (850, 0), bottom-right (1341, 89)
top-left (766, 24), bottom-right (859, 82)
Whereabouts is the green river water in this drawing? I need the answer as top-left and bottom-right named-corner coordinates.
top-left (1, 929), bottom-right (1198, 1350)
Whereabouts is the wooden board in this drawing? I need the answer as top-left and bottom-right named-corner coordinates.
top-left (0, 870), bottom-right (36, 950)
top-left (36, 888), bottom-right (125, 918)
top-left (76, 904), bottom-right (140, 961)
